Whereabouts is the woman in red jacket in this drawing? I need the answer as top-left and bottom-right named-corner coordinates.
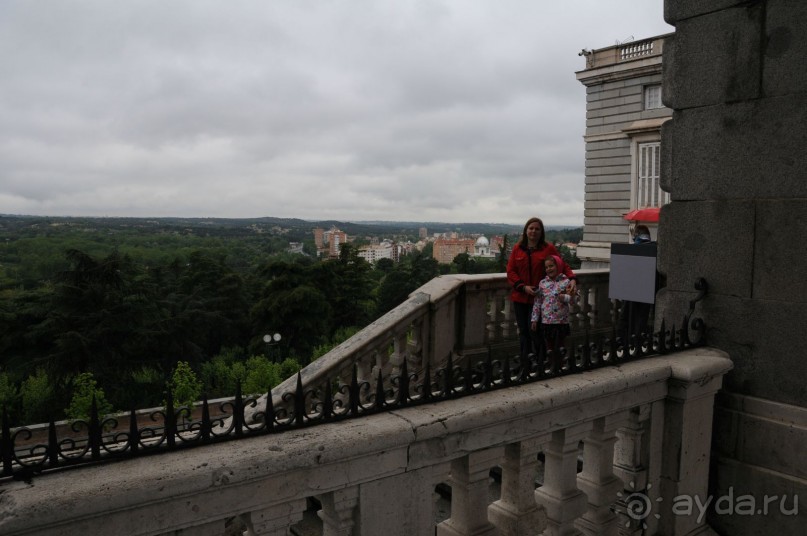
top-left (506, 217), bottom-right (577, 362)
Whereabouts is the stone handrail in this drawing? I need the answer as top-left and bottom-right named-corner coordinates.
top-left (258, 270), bottom-right (612, 418)
top-left (0, 348), bottom-right (733, 536)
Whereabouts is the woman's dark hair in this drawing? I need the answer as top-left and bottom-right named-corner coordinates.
top-left (519, 217), bottom-right (546, 248)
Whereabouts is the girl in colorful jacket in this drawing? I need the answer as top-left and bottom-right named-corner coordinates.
top-left (530, 255), bottom-right (576, 372)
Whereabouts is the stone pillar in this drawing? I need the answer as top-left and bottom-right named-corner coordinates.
top-left (534, 423), bottom-right (592, 536)
top-left (612, 405), bottom-right (652, 536)
top-left (358, 463), bottom-right (451, 536)
top-left (575, 414), bottom-right (628, 536)
top-left (242, 499), bottom-right (306, 536)
top-left (488, 438), bottom-right (547, 535)
top-left (318, 488), bottom-right (359, 536)
top-left (657, 360), bottom-right (727, 536)
top-left (437, 448), bottom-right (503, 536)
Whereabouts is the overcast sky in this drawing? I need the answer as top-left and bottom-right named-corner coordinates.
top-left (0, 1), bottom-right (672, 227)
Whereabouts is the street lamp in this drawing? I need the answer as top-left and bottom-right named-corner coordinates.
top-left (263, 332), bottom-right (282, 362)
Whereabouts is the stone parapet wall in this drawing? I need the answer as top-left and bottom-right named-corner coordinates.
top-left (0, 349), bottom-right (732, 536)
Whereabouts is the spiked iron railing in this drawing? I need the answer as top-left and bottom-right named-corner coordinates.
top-left (0, 275), bottom-right (707, 482)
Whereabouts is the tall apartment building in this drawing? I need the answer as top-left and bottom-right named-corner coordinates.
top-left (313, 226), bottom-right (348, 258)
top-left (576, 34), bottom-right (673, 268)
top-left (312, 227), bottom-right (325, 249)
top-left (327, 228), bottom-right (347, 258)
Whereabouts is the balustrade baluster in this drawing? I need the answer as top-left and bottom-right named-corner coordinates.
top-left (356, 354), bottom-right (372, 386)
top-left (569, 282), bottom-right (591, 333)
top-left (487, 291), bottom-right (501, 343)
top-left (488, 438), bottom-right (547, 535)
top-left (501, 293), bottom-right (514, 340)
top-left (317, 487), bottom-right (359, 536)
top-left (437, 448), bottom-right (503, 536)
top-left (389, 330), bottom-right (409, 373)
top-left (613, 405), bottom-right (652, 536)
top-left (407, 320), bottom-right (424, 368)
top-left (534, 423), bottom-right (592, 536)
top-left (576, 415), bottom-right (628, 536)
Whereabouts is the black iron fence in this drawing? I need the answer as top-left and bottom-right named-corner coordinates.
top-left (1, 282), bottom-right (708, 483)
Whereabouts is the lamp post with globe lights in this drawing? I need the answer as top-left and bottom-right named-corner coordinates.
top-left (263, 332), bottom-right (282, 363)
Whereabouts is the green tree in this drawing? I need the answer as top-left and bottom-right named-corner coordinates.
top-left (497, 235), bottom-right (511, 272)
top-left (375, 250), bottom-right (440, 316)
top-left (168, 361), bottom-right (202, 409)
top-left (374, 257), bottom-right (394, 273)
top-left (242, 355), bottom-right (281, 396)
top-left (0, 371), bottom-right (19, 417)
top-left (452, 252), bottom-right (472, 274)
top-left (250, 260), bottom-right (333, 362)
top-left (20, 368), bottom-right (54, 425)
top-left (65, 372), bottom-right (114, 421)
top-left (325, 243), bottom-right (375, 332)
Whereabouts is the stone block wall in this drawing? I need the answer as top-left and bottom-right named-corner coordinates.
top-left (658, 1), bottom-right (807, 534)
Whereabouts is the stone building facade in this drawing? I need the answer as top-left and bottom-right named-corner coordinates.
top-left (576, 34), bottom-right (673, 268)
top-left (659, 1), bottom-right (807, 534)
top-left (577, 35), bottom-right (672, 268)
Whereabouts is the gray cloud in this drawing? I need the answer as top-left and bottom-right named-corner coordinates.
top-left (0, 0), bottom-right (672, 226)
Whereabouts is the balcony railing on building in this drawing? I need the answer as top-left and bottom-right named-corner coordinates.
top-left (0, 270), bottom-right (731, 536)
top-left (582, 35), bottom-right (670, 70)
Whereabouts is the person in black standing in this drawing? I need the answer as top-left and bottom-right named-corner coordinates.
top-left (618, 224), bottom-right (655, 343)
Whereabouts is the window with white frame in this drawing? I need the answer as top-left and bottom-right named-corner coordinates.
top-left (637, 142), bottom-right (670, 208)
top-left (644, 84), bottom-right (662, 110)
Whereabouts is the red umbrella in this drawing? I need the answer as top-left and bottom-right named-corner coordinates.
top-left (623, 207), bottom-right (660, 222)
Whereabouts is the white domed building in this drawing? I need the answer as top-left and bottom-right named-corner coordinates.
top-left (473, 236), bottom-right (497, 259)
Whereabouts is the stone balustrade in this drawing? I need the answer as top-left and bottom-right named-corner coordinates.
top-left (1, 270), bottom-right (727, 535)
top-left (582, 35), bottom-right (669, 70)
top-left (258, 270), bottom-right (614, 419)
top-left (0, 348), bottom-right (732, 536)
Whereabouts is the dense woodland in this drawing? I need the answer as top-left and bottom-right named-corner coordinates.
top-left (0, 215), bottom-right (582, 425)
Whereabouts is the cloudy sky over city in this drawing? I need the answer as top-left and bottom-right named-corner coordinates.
top-left (1, 1), bottom-right (672, 226)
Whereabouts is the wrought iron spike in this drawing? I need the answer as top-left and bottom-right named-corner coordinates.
top-left (234, 381), bottom-right (245, 437)
top-left (443, 352), bottom-right (455, 397)
top-left (47, 419), bottom-right (59, 468)
top-left (165, 389), bottom-right (177, 449)
top-left (502, 354), bottom-right (512, 385)
top-left (483, 347), bottom-right (493, 389)
top-left (465, 355), bottom-right (475, 392)
top-left (374, 368), bottom-right (386, 411)
top-left (201, 395), bottom-right (211, 441)
top-left (349, 364), bottom-right (360, 415)
top-left (422, 360), bottom-right (432, 402)
top-left (129, 408), bottom-right (139, 454)
top-left (294, 373), bottom-right (306, 426)
top-left (265, 389), bottom-right (276, 432)
top-left (397, 358), bottom-right (410, 405)
top-left (89, 395), bottom-right (101, 459)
